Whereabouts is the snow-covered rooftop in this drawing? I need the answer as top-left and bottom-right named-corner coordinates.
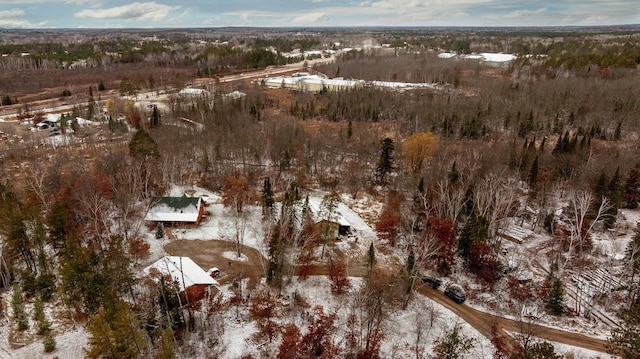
top-left (144, 196), bottom-right (203, 223)
top-left (179, 88), bottom-right (210, 96)
top-left (438, 52), bottom-right (516, 63)
top-left (438, 52), bottom-right (457, 59)
top-left (306, 196), bottom-right (351, 227)
top-left (144, 256), bottom-right (217, 291)
top-left (480, 53), bottom-right (517, 63)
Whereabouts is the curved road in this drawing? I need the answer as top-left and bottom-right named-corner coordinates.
top-left (165, 239), bottom-right (611, 355)
top-left (416, 285), bottom-right (609, 354)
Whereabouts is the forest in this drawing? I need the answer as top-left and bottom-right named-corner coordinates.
top-left (0, 27), bottom-right (639, 358)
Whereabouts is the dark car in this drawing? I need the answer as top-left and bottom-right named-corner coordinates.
top-left (444, 284), bottom-right (466, 303)
top-left (421, 276), bottom-right (442, 289)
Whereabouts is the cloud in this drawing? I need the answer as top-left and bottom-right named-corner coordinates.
top-left (503, 8), bottom-right (548, 19)
top-left (65, 0), bottom-right (102, 7)
top-left (292, 12), bottom-right (329, 24)
top-left (75, 1), bottom-right (181, 22)
top-left (0, 8), bottom-right (24, 18)
top-left (0, 9), bottom-right (47, 28)
top-left (0, 0), bottom-right (99, 3)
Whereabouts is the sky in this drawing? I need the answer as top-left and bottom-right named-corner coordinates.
top-left (0, 0), bottom-right (638, 29)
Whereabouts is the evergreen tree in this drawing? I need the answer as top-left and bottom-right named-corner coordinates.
top-left (86, 300), bottom-right (147, 359)
top-left (458, 216), bottom-right (489, 261)
top-left (448, 161), bottom-right (461, 184)
top-left (2, 95), bottom-right (13, 106)
top-left (375, 137), bottom-right (395, 184)
top-left (433, 323), bottom-right (475, 359)
top-left (624, 167), bottom-right (640, 208)
top-left (262, 177), bottom-right (275, 209)
top-left (47, 200), bottom-right (68, 249)
top-left (34, 296), bottom-right (51, 335)
top-left (129, 129), bottom-right (160, 158)
top-left (607, 299), bottom-right (640, 359)
top-left (150, 105), bottom-right (160, 127)
top-left (43, 333), bottom-right (56, 353)
top-left (11, 284), bottom-right (28, 330)
top-left (528, 156), bottom-right (539, 189)
top-left (614, 121), bottom-right (622, 141)
top-left (545, 266), bottom-right (565, 316)
top-left (366, 242), bottom-right (376, 272)
top-left (606, 167), bottom-right (622, 228)
top-left (514, 341), bottom-right (561, 359)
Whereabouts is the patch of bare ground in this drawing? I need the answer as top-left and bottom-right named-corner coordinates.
top-left (164, 239), bottom-right (266, 290)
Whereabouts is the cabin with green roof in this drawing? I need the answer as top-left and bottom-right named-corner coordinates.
top-left (144, 195), bottom-right (205, 225)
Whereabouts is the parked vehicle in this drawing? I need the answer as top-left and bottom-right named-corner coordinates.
top-left (207, 267), bottom-right (220, 278)
top-left (421, 276), bottom-right (442, 289)
top-left (444, 284), bottom-right (466, 303)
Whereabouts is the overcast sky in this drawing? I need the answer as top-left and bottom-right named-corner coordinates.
top-left (0, 0), bottom-right (638, 29)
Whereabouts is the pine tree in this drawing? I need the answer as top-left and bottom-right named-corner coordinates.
top-left (12, 284), bottom-right (28, 330)
top-left (624, 167), bottom-right (640, 209)
top-left (375, 137), bottom-right (395, 184)
top-left (448, 161), bottom-right (461, 184)
top-left (528, 155), bottom-right (539, 189)
top-left (86, 300), bottom-right (147, 359)
top-left (606, 167), bottom-right (622, 228)
top-left (458, 216), bottom-right (489, 261)
top-left (47, 200), bottom-right (67, 249)
top-left (129, 129), bottom-right (160, 158)
top-left (262, 177), bottom-right (275, 209)
top-left (607, 299), bottom-right (640, 359)
top-left (366, 242), bottom-right (377, 272)
top-left (150, 105), bottom-right (160, 127)
top-left (34, 296), bottom-right (51, 335)
top-left (545, 266), bottom-right (565, 316)
top-left (614, 121), bottom-right (622, 141)
top-left (433, 323), bottom-right (475, 359)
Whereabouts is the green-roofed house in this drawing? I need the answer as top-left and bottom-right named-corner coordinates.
top-left (144, 196), bottom-right (206, 226)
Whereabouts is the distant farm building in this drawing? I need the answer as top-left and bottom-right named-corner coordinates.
top-left (179, 87), bottom-right (210, 97)
top-left (262, 73), bottom-right (440, 93)
top-left (263, 72), bottom-right (363, 92)
top-left (438, 52), bottom-right (516, 67)
top-left (145, 196), bottom-right (206, 226)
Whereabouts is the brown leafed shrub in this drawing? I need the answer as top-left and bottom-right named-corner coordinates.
top-left (328, 258), bottom-right (351, 294)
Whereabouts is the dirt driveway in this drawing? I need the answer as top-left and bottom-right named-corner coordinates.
top-left (164, 239), bottom-right (266, 289)
top-left (416, 286), bottom-right (610, 354)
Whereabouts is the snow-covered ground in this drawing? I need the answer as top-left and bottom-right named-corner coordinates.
top-left (0, 289), bottom-right (89, 359)
top-left (210, 275), bottom-right (495, 359)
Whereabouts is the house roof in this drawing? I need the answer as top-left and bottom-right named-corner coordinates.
top-left (145, 256), bottom-right (217, 291)
top-left (144, 196), bottom-right (203, 222)
top-left (307, 196), bottom-right (350, 227)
